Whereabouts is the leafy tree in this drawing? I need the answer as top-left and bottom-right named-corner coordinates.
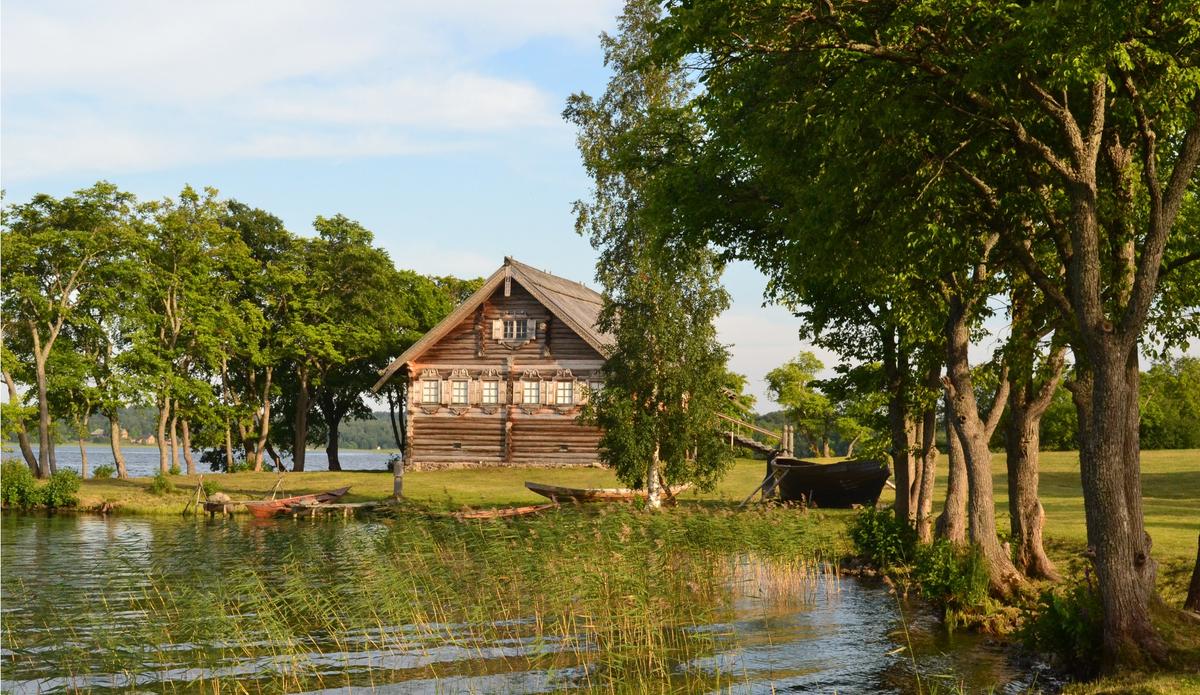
top-left (1, 182), bottom-right (136, 477)
top-left (653, 0), bottom-right (1199, 665)
top-left (1140, 357), bottom-right (1200, 449)
top-left (567, 0), bottom-right (733, 507)
top-left (765, 353), bottom-right (838, 457)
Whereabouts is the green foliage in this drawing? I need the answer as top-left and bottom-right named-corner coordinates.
top-left (912, 541), bottom-right (989, 613)
top-left (1020, 582), bottom-right (1103, 678)
top-left (849, 506), bottom-right (917, 568)
top-left (201, 479), bottom-right (220, 497)
top-left (1140, 357), bottom-right (1200, 449)
top-left (1, 461), bottom-right (40, 508)
top-left (168, 463), bottom-right (181, 476)
top-left (92, 464), bottom-right (116, 479)
top-left (567, 0), bottom-right (733, 497)
top-left (148, 472), bottom-right (175, 496)
top-left (42, 469), bottom-right (81, 508)
top-left (1, 462), bottom-right (80, 508)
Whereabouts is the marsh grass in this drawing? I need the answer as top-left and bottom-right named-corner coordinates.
top-left (6, 506), bottom-right (840, 693)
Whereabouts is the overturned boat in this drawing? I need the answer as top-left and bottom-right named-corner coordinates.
top-left (242, 486), bottom-right (351, 519)
top-left (524, 481), bottom-right (691, 503)
top-left (771, 458), bottom-right (890, 508)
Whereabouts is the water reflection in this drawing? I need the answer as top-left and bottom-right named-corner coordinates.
top-left (1, 513), bottom-right (1055, 694)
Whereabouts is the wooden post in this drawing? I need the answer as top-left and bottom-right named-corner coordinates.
top-left (393, 456), bottom-right (404, 499)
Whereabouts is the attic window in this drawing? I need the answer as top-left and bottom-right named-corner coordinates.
top-left (504, 319), bottom-right (529, 341)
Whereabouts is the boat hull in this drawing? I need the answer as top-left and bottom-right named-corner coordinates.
top-left (524, 481), bottom-right (691, 503)
top-left (242, 486), bottom-right (351, 519)
top-left (772, 459), bottom-right (890, 508)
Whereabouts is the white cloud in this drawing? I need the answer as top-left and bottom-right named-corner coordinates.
top-left (0, 0), bottom-right (619, 181)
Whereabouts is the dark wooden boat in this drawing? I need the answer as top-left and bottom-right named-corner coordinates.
top-left (771, 458), bottom-right (890, 508)
top-left (524, 481), bottom-right (691, 503)
top-left (242, 486), bottom-right (350, 519)
top-left (454, 502), bottom-right (558, 520)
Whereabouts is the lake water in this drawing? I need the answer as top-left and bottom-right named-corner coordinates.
top-left (0, 512), bottom-right (1062, 693)
top-left (10, 445), bottom-right (395, 477)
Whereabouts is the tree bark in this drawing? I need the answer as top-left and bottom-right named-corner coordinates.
top-left (292, 364), bottom-right (309, 472)
top-left (1074, 351), bottom-right (1164, 667)
top-left (264, 441), bottom-right (285, 471)
top-left (1185, 534), bottom-right (1200, 613)
top-left (914, 396), bottom-right (939, 542)
top-left (3, 370), bottom-right (40, 475)
top-left (169, 410), bottom-right (180, 473)
top-left (180, 419), bottom-right (196, 475)
top-left (156, 396), bottom-right (170, 474)
top-left (252, 367), bottom-right (273, 472)
top-left (224, 422), bottom-right (235, 472)
top-left (78, 434), bottom-right (89, 478)
top-left (945, 294), bottom-right (1022, 597)
top-left (33, 350), bottom-right (54, 478)
top-left (882, 325), bottom-right (914, 524)
top-left (108, 412), bottom-right (128, 479)
top-left (326, 418), bottom-right (343, 471)
top-left (935, 394), bottom-right (968, 544)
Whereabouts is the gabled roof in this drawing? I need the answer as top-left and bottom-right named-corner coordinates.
top-left (372, 257), bottom-right (610, 391)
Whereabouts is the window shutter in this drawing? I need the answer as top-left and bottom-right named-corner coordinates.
top-left (574, 381), bottom-right (583, 404)
top-left (492, 319), bottom-right (503, 339)
top-left (542, 381), bottom-right (551, 405)
top-left (440, 380), bottom-right (450, 406)
top-left (413, 386), bottom-right (421, 405)
top-left (526, 319), bottom-right (538, 339)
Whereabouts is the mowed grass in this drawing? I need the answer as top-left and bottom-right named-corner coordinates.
top-left (75, 448), bottom-right (1197, 560)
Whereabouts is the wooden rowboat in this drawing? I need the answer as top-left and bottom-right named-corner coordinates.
top-left (524, 481), bottom-right (691, 503)
top-left (771, 458), bottom-right (890, 508)
top-left (454, 502), bottom-right (559, 520)
top-left (242, 486), bottom-right (350, 519)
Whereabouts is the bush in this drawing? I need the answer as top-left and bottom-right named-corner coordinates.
top-left (201, 479), bottom-right (220, 497)
top-left (1, 460), bottom-right (41, 508)
top-left (849, 506), bottom-right (917, 568)
top-left (149, 471), bottom-right (175, 496)
top-left (93, 464), bottom-right (116, 479)
top-left (168, 463), bottom-right (181, 476)
top-left (912, 540), bottom-right (989, 612)
top-left (1019, 581), bottom-right (1102, 678)
top-left (42, 469), bottom-right (81, 508)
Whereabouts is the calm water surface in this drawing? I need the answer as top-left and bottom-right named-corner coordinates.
top-left (14, 445), bottom-right (395, 478)
top-left (1, 513), bottom-right (1059, 693)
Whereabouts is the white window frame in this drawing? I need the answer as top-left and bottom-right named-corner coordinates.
top-left (504, 319), bottom-right (530, 341)
top-left (556, 380), bottom-right (574, 405)
top-left (421, 380), bottom-right (440, 404)
top-left (482, 381), bottom-right (500, 404)
top-left (451, 380), bottom-right (469, 405)
top-left (523, 380), bottom-right (540, 405)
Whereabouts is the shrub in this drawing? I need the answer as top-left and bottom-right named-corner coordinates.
top-left (149, 471), bottom-right (175, 496)
top-left (849, 506), bottom-right (917, 568)
top-left (42, 469), bottom-right (81, 508)
top-left (201, 479), bottom-right (220, 497)
top-left (168, 463), bottom-right (182, 476)
top-left (93, 464), bottom-right (116, 479)
top-left (1019, 581), bottom-right (1102, 678)
top-left (227, 459), bottom-right (251, 474)
top-left (912, 540), bottom-right (989, 612)
top-left (1, 460), bottom-right (41, 508)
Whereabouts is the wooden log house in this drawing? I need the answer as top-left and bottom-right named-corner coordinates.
top-left (372, 257), bottom-right (610, 468)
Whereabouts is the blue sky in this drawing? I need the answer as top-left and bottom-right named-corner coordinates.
top-left (1, 0), bottom-right (816, 410)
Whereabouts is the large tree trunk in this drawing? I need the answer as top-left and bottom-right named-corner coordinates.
top-left (78, 434), bottom-right (89, 478)
top-left (180, 419), bottom-right (196, 475)
top-left (34, 353), bottom-right (53, 478)
top-left (882, 326), bottom-right (914, 524)
top-left (3, 370), bottom-right (40, 475)
top-left (169, 410), bottom-right (180, 473)
top-left (1185, 534), bottom-right (1200, 613)
top-left (1073, 350), bottom-right (1165, 667)
top-left (292, 364), bottom-right (309, 472)
top-left (108, 412), bottom-right (128, 479)
top-left (156, 396), bottom-right (170, 474)
top-left (326, 418), bottom-right (343, 471)
top-left (945, 295), bottom-right (1022, 597)
top-left (935, 394), bottom-right (967, 544)
top-left (1005, 408), bottom-right (1057, 580)
top-left (914, 402), bottom-right (939, 543)
top-left (251, 367), bottom-right (273, 472)
top-left (224, 422), bottom-right (235, 472)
